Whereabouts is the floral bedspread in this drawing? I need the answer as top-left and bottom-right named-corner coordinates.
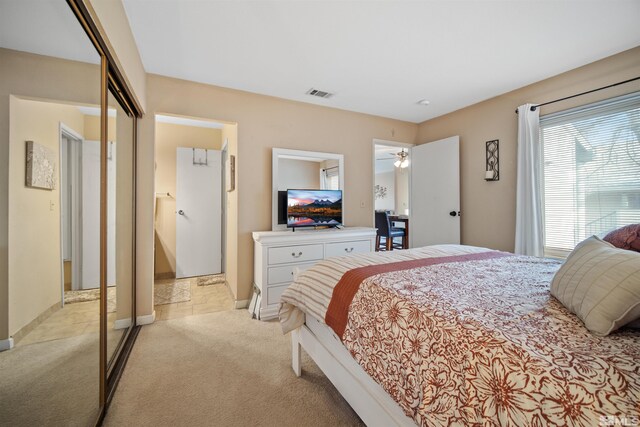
top-left (338, 253), bottom-right (640, 426)
top-left (280, 245), bottom-right (640, 426)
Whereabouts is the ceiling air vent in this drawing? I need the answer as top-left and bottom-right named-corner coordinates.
top-left (306, 88), bottom-right (333, 99)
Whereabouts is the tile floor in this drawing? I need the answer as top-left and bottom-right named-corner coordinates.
top-left (15, 275), bottom-right (233, 346)
top-left (17, 300), bottom-right (111, 346)
top-left (154, 276), bottom-right (234, 321)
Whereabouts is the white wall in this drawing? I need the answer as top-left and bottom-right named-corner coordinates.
top-left (375, 171), bottom-right (395, 212)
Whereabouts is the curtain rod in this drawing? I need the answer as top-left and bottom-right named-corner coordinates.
top-left (514, 76), bottom-right (640, 114)
top-left (322, 166), bottom-right (339, 171)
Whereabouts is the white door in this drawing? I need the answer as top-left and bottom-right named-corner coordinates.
top-left (176, 147), bottom-right (222, 278)
top-left (81, 140), bottom-right (116, 289)
top-left (410, 136), bottom-right (460, 247)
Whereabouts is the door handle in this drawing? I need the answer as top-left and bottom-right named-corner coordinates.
top-left (178, 210), bottom-right (185, 215)
top-left (449, 211), bottom-right (461, 217)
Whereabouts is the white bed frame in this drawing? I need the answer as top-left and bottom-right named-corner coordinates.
top-left (291, 316), bottom-right (416, 427)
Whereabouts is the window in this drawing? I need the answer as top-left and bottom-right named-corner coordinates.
top-left (540, 92), bottom-right (640, 257)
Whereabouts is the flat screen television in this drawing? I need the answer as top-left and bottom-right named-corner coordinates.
top-left (287, 189), bottom-right (342, 229)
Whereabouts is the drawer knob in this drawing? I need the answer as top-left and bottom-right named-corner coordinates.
top-left (345, 247), bottom-right (354, 253)
top-left (291, 251), bottom-right (303, 258)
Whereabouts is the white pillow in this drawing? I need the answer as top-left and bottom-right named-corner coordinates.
top-left (550, 236), bottom-right (640, 336)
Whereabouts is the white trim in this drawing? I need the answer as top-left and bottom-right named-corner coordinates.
top-left (136, 311), bottom-right (156, 325)
top-left (0, 338), bottom-right (15, 352)
top-left (372, 139), bottom-right (414, 238)
top-left (294, 316), bottom-right (415, 427)
top-left (59, 123), bottom-right (84, 301)
top-left (114, 318), bottom-right (132, 330)
top-left (234, 299), bottom-right (250, 309)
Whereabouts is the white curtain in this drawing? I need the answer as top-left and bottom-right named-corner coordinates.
top-left (320, 168), bottom-right (328, 189)
top-left (515, 104), bottom-right (544, 256)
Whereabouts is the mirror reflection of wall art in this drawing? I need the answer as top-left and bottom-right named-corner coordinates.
top-left (375, 184), bottom-right (388, 200)
top-left (25, 140), bottom-right (56, 190)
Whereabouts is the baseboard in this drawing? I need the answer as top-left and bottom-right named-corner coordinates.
top-left (136, 311), bottom-right (156, 325)
top-left (114, 318), bottom-right (132, 330)
top-left (0, 337), bottom-right (14, 352)
top-left (154, 272), bottom-right (175, 280)
top-left (11, 301), bottom-right (60, 344)
top-left (235, 299), bottom-right (250, 309)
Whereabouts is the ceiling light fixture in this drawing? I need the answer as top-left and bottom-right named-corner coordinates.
top-left (393, 149), bottom-right (409, 168)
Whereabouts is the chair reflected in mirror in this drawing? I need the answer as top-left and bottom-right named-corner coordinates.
top-left (374, 211), bottom-right (407, 251)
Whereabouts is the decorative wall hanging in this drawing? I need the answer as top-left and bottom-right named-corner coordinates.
top-left (226, 154), bottom-right (236, 192)
top-left (25, 140), bottom-right (56, 190)
top-left (375, 184), bottom-right (388, 200)
top-left (485, 139), bottom-right (499, 181)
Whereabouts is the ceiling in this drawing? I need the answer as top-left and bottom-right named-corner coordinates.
top-left (1, 1), bottom-right (638, 124)
top-left (122, 0), bottom-right (640, 123)
top-left (375, 144), bottom-right (406, 173)
top-left (0, 0), bottom-right (100, 64)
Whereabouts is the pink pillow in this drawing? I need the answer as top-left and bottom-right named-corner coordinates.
top-left (603, 224), bottom-right (640, 253)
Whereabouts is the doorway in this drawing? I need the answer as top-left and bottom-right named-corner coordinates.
top-left (153, 114), bottom-right (234, 320)
top-left (373, 141), bottom-right (411, 216)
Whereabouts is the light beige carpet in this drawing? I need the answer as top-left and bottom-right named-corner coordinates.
top-left (104, 310), bottom-right (364, 426)
top-left (0, 333), bottom-right (100, 427)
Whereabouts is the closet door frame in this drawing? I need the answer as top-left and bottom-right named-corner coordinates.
top-left (66, 0), bottom-right (142, 421)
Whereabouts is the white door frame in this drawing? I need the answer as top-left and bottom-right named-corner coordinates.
top-left (371, 139), bottom-right (414, 225)
top-left (59, 122), bottom-right (84, 304)
top-left (221, 139), bottom-right (228, 273)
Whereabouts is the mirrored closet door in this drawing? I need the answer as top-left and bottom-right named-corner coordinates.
top-left (0, 1), bottom-right (103, 425)
top-left (0, 1), bottom-right (139, 425)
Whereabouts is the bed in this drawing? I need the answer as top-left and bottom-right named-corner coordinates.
top-left (279, 244), bottom-right (640, 427)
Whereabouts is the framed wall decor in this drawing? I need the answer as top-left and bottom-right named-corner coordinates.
top-left (25, 140), bottom-right (56, 190)
top-left (485, 139), bottom-right (499, 181)
top-left (226, 154), bottom-right (236, 192)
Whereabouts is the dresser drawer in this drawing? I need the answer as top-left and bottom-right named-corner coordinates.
top-left (325, 240), bottom-right (371, 258)
top-left (267, 283), bottom-right (290, 305)
top-left (268, 262), bottom-right (316, 285)
top-left (268, 244), bottom-right (323, 265)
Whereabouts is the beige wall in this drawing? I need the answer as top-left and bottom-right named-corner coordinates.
top-left (86, 0), bottom-right (146, 113)
top-left (135, 74), bottom-right (417, 315)
top-left (84, 115), bottom-right (116, 142)
top-left (375, 171), bottom-right (395, 212)
top-left (0, 48), bottom-right (101, 341)
top-left (278, 159), bottom-right (321, 191)
top-left (154, 122), bottom-right (222, 277)
top-left (416, 46), bottom-right (640, 252)
top-left (8, 97), bottom-right (84, 335)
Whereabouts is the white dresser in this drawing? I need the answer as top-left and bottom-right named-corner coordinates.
top-left (252, 227), bottom-right (377, 320)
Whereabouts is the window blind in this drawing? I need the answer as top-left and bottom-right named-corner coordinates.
top-left (540, 91), bottom-right (640, 257)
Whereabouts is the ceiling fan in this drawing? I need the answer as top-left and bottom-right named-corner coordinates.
top-left (393, 149), bottom-right (409, 168)
top-left (375, 148), bottom-right (409, 168)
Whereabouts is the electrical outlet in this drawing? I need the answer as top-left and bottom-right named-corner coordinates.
top-left (360, 201), bottom-right (365, 208)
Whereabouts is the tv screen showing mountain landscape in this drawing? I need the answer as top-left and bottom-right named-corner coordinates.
top-left (287, 189), bottom-right (342, 228)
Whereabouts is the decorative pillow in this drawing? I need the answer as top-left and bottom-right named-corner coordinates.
top-left (603, 223), bottom-right (640, 252)
top-left (550, 236), bottom-right (640, 336)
